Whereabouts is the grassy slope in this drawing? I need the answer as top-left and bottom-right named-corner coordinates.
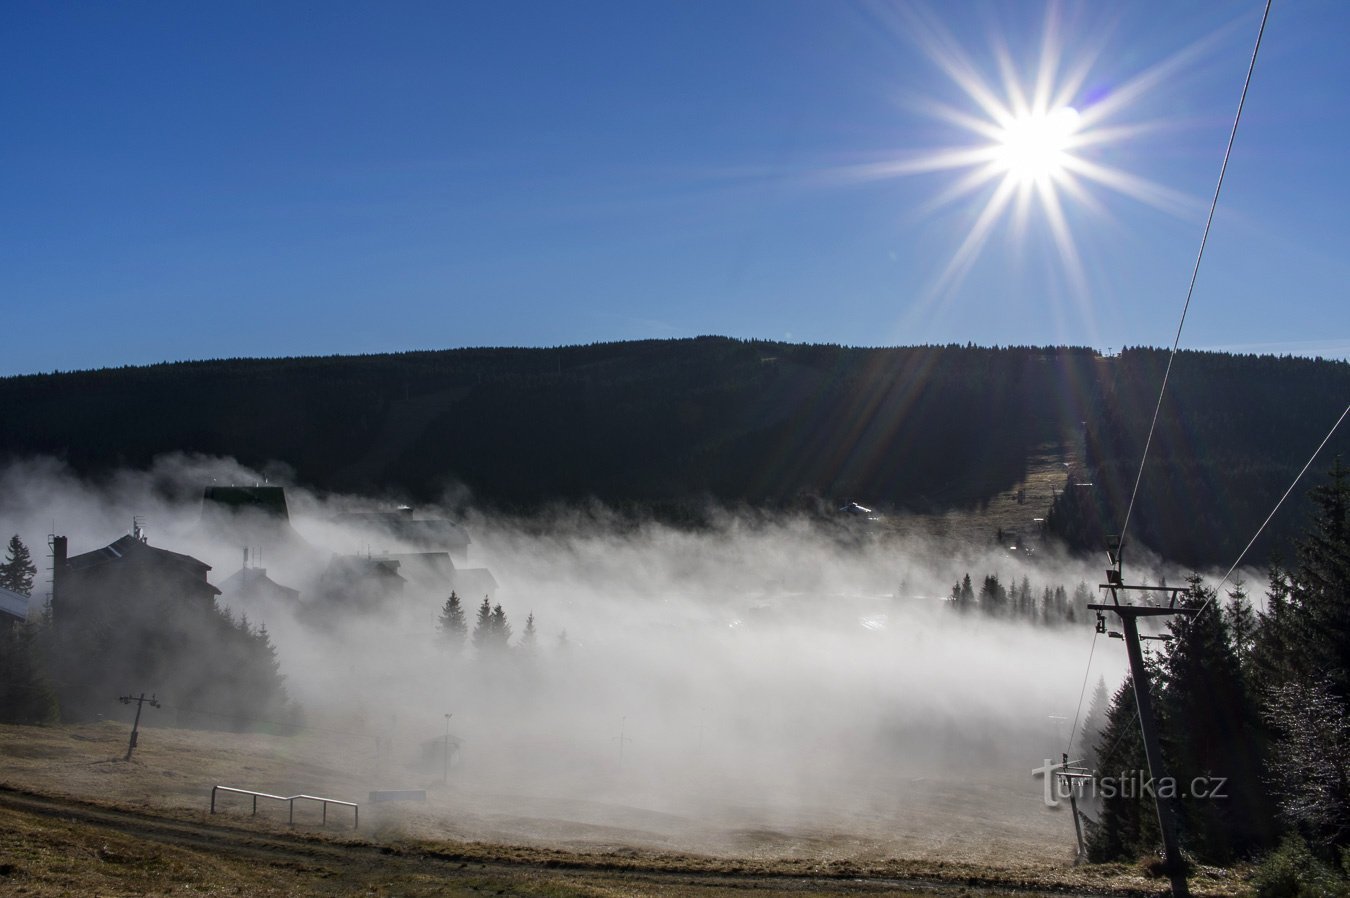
top-left (0, 722), bottom-right (1250, 896)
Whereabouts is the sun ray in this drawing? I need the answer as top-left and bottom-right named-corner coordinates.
top-left (929, 174), bottom-right (1021, 298)
top-left (840, 1), bottom-right (1239, 307)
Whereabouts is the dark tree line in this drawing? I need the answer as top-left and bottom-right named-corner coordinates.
top-left (1083, 464), bottom-right (1350, 891)
top-left (947, 571), bottom-right (1095, 626)
top-left (6, 339), bottom-right (1343, 567)
top-left (1045, 348), bottom-right (1350, 569)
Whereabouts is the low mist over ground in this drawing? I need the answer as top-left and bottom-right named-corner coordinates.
top-left (6, 452), bottom-right (1252, 859)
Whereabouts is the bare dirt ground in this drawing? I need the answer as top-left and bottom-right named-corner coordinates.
top-left (0, 722), bottom-right (1250, 897)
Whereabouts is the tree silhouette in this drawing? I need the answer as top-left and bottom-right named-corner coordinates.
top-left (437, 591), bottom-right (467, 649)
top-left (0, 535), bottom-right (37, 596)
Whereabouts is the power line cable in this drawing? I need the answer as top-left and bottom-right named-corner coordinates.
top-left (1117, 0), bottom-right (1273, 551)
top-left (1063, 628), bottom-right (1099, 759)
top-left (1196, 401), bottom-right (1350, 618)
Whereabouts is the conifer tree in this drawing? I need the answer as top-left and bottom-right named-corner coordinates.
top-left (1223, 578), bottom-right (1257, 668)
top-left (1069, 581), bottom-right (1092, 625)
top-left (1253, 464), bottom-right (1350, 851)
top-left (978, 574), bottom-right (1006, 617)
top-left (489, 603), bottom-right (512, 651)
top-left (1263, 676), bottom-right (1350, 850)
top-left (1155, 577), bottom-right (1275, 861)
top-left (519, 612), bottom-right (537, 656)
top-left (0, 620), bottom-right (57, 723)
top-left (471, 596), bottom-right (493, 652)
top-left (438, 591), bottom-right (467, 648)
top-left (0, 535), bottom-right (37, 596)
top-left (1076, 676), bottom-right (1110, 763)
top-left (1017, 575), bottom-right (1034, 619)
top-left (1288, 460), bottom-right (1350, 698)
top-left (1085, 677), bottom-right (1154, 861)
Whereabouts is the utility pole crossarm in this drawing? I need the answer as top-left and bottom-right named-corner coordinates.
top-left (118, 692), bottom-right (161, 761)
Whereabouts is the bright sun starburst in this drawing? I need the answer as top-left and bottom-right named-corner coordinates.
top-left (847, 4), bottom-right (1212, 308)
top-left (994, 106), bottom-right (1081, 185)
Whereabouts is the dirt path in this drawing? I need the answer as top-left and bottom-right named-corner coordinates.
top-left (0, 785), bottom-right (1135, 897)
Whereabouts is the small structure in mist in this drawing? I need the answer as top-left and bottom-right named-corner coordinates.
top-left (371, 550), bottom-right (499, 599)
top-left (218, 547), bottom-right (301, 608)
top-left (333, 506), bottom-right (471, 562)
top-left (318, 555), bottom-right (406, 611)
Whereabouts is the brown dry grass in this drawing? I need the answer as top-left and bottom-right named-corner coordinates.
top-left (0, 722), bottom-right (1251, 897)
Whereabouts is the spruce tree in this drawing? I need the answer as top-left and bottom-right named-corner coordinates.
top-left (1262, 676), bottom-right (1350, 850)
top-left (978, 574), bottom-right (1006, 617)
top-left (1254, 464), bottom-right (1350, 851)
top-left (1289, 460), bottom-right (1350, 699)
top-left (0, 535), bottom-right (37, 596)
top-left (488, 603), bottom-right (512, 651)
top-left (438, 591), bottom-right (467, 648)
top-left (471, 596), bottom-right (492, 652)
top-left (1155, 577), bottom-right (1275, 861)
top-left (1076, 676), bottom-right (1110, 763)
top-left (1085, 677), bottom-right (1154, 861)
top-left (519, 612), bottom-right (537, 656)
top-left (1222, 578), bottom-right (1257, 668)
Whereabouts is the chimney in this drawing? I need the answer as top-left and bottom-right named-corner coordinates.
top-left (50, 535), bottom-right (67, 620)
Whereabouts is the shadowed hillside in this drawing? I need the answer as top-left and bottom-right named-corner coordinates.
top-left (2, 338), bottom-right (1346, 566)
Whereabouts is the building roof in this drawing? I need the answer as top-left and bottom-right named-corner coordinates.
top-left (0, 586), bottom-right (29, 622)
top-left (66, 533), bottom-right (212, 573)
top-left (64, 534), bottom-right (221, 595)
top-left (333, 511), bottom-right (471, 549)
top-left (202, 486), bottom-right (290, 520)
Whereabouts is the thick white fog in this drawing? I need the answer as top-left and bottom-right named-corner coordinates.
top-left (4, 453), bottom-right (1254, 855)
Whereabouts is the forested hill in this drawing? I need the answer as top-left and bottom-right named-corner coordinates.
top-left (2, 338), bottom-right (1346, 567)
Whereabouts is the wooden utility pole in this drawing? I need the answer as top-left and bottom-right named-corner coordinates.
top-left (1088, 539), bottom-right (1197, 898)
top-left (118, 693), bottom-right (160, 761)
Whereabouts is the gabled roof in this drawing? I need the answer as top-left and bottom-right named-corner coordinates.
top-left (0, 586), bottom-right (29, 622)
top-left (65, 534), bottom-right (213, 574)
top-left (64, 534), bottom-right (218, 591)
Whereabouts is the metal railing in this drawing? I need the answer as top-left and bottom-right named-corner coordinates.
top-left (210, 785), bottom-right (358, 829)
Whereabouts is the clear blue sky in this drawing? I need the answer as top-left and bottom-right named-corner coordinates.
top-left (3, 1), bottom-right (1347, 375)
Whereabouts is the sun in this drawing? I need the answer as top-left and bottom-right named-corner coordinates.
top-left (839, 4), bottom-right (1203, 302)
top-left (994, 106), bottom-right (1081, 185)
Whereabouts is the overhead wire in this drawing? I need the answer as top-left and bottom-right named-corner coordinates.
top-left (1117, 0), bottom-right (1274, 553)
top-left (1063, 628), bottom-right (1099, 759)
top-left (1196, 401), bottom-right (1350, 618)
top-left (1062, 0), bottom-right (1273, 768)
